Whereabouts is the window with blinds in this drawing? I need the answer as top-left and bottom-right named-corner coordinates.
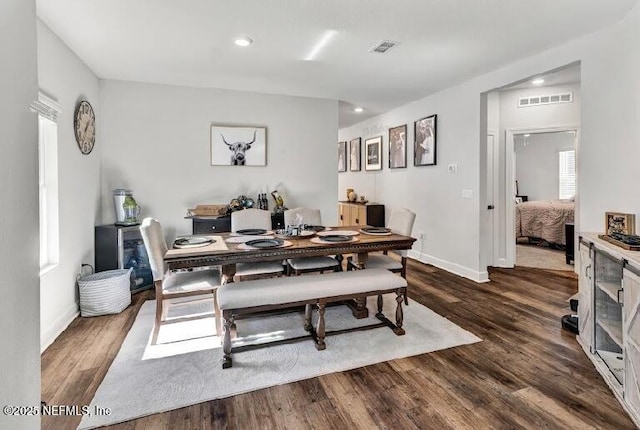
top-left (32, 93), bottom-right (61, 274)
top-left (559, 150), bottom-right (576, 200)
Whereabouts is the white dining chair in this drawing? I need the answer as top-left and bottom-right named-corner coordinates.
top-left (140, 217), bottom-right (222, 345)
top-left (231, 209), bottom-right (285, 281)
top-left (349, 208), bottom-right (416, 278)
top-left (284, 207), bottom-right (341, 275)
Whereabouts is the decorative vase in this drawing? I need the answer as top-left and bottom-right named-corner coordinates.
top-left (348, 191), bottom-right (357, 202)
top-left (346, 188), bottom-right (354, 200)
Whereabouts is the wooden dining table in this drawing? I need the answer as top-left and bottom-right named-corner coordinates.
top-left (163, 226), bottom-right (416, 317)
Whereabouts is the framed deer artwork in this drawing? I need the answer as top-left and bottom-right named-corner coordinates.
top-left (211, 125), bottom-right (267, 166)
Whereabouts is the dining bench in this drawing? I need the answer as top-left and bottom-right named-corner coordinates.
top-left (217, 268), bottom-right (408, 368)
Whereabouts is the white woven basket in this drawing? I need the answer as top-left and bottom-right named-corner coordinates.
top-left (78, 268), bottom-right (132, 317)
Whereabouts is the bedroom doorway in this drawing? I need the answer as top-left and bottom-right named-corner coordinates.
top-left (481, 61), bottom-right (581, 274)
top-left (507, 128), bottom-right (579, 271)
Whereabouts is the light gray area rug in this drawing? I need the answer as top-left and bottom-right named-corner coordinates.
top-left (516, 243), bottom-right (573, 271)
top-left (79, 296), bottom-right (481, 429)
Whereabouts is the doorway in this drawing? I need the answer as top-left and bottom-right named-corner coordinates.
top-left (481, 61), bottom-right (581, 273)
top-left (508, 128), bottom-right (578, 271)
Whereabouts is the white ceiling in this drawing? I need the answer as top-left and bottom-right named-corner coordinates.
top-left (37, 0), bottom-right (637, 128)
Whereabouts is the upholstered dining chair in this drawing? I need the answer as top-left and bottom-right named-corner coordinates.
top-left (231, 208), bottom-right (285, 281)
top-left (140, 218), bottom-right (222, 345)
top-left (284, 207), bottom-right (341, 275)
top-left (349, 208), bottom-right (416, 275)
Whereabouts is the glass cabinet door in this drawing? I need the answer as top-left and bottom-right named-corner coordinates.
top-left (593, 249), bottom-right (624, 384)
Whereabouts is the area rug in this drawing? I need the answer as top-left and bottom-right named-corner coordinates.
top-left (79, 296), bottom-right (481, 429)
top-left (516, 242), bottom-right (573, 272)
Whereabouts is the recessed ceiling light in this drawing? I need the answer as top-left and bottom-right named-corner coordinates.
top-left (234, 36), bottom-right (253, 47)
top-left (354, 107), bottom-right (364, 113)
top-left (532, 78), bottom-right (545, 85)
top-left (524, 134), bottom-right (531, 137)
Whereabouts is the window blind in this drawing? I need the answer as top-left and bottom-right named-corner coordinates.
top-left (559, 150), bottom-right (575, 200)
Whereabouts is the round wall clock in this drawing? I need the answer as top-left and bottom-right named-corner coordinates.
top-left (74, 100), bottom-right (95, 155)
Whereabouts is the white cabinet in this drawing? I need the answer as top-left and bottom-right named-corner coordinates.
top-left (578, 242), bottom-right (593, 350)
top-left (624, 268), bottom-right (640, 415)
top-left (578, 233), bottom-right (640, 427)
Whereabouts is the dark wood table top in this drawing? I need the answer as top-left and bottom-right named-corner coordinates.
top-left (163, 226), bottom-right (416, 271)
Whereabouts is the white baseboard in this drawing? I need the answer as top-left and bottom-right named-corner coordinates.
top-left (41, 304), bottom-right (79, 353)
top-left (493, 258), bottom-right (513, 268)
top-left (408, 250), bottom-right (489, 283)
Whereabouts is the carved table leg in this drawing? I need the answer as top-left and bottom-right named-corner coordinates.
top-left (348, 296), bottom-right (369, 319)
top-left (221, 264), bottom-right (238, 334)
top-left (315, 302), bottom-right (327, 350)
top-left (304, 303), bottom-right (313, 331)
top-left (335, 254), bottom-right (344, 272)
top-left (394, 290), bottom-right (406, 336)
top-left (222, 312), bottom-right (235, 368)
top-left (222, 263), bottom-right (237, 284)
top-left (375, 294), bottom-right (384, 318)
top-left (355, 252), bottom-right (368, 269)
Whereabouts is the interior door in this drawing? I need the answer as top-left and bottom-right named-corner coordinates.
top-left (486, 133), bottom-right (497, 266)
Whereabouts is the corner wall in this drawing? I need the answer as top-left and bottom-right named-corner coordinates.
top-left (100, 80), bottom-right (338, 240)
top-left (340, 1), bottom-right (640, 281)
top-left (0, 0), bottom-right (40, 428)
top-left (37, 20), bottom-right (102, 351)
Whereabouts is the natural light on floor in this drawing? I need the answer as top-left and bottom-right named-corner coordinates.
top-left (142, 300), bottom-right (287, 360)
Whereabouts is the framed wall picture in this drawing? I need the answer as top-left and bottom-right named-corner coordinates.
top-left (605, 212), bottom-right (636, 235)
top-left (388, 124), bottom-right (407, 169)
top-left (338, 141), bottom-right (347, 172)
top-left (211, 125), bottom-right (266, 166)
top-left (364, 136), bottom-right (382, 171)
top-left (414, 114), bottom-right (437, 166)
top-left (349, 137), bottom-right (361, 171)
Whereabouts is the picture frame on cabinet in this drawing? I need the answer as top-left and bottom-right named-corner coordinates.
top-left (349, 137), bottom-right (361, 171)
top-left (211, 125), bottom-right (266, 166)
top-left (338, 141), bottom-right (347, 172)
top-left (364, 136), bottom-right (382, 171)
top-left (414, 114), bottom-right (437, 166)
top-left (605, 212), bottom-right (636, 236)
top-left (389, 124), bottom-right (407, 169)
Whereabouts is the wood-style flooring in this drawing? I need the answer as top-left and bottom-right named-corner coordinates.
top-left (41, 261), bottom-right (636, 429)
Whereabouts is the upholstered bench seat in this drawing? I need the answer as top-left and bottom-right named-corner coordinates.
top-left (218, 268), bottom-right (407, 368)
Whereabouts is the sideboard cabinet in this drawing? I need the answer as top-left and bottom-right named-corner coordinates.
top-left (337, 202), bottom-right (384, 227)
top-left (190, 212), bottom-right (285, 234)
top-left (578, 233), bottom-right (640, 427)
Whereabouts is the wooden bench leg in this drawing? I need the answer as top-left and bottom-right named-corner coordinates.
top-left (315, 302), bottom-right (326, 350)
top-left (222, 312), bottom-right (235, 369)
top-left (394, 289), bottom-right (406, 336)
top-left (304, 304), bottom-right (313, 331)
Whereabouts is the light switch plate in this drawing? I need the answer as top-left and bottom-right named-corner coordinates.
top-left (448, 164), bottom-right (457, 173)
top-left (462, 189), bottom-right (473, 199)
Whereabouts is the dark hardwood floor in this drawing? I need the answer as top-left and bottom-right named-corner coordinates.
top-left (41, 261), bottom-right (636, 429)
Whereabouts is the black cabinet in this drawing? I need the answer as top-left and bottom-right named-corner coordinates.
top-left (191, 212), bottom-right (285, 234)
top-left (95, 225), bottom-right (153, 293)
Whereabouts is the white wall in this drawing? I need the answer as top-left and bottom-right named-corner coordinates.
top-left (0, 0), bottom-right (40, 428)
top-left (37, 21), bottom-right (102, 351)
top-left (340, 2), bottom-right (640, 281)
top-left (100, 80), bottom-right (338, 239)
top-left (515, 132), bottom-right (576, 201)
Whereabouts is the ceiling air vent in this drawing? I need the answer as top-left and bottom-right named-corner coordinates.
top-left (370, 40), bottom-right (399, 54)
top-left (518, 92), bottom-right (573, 108)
